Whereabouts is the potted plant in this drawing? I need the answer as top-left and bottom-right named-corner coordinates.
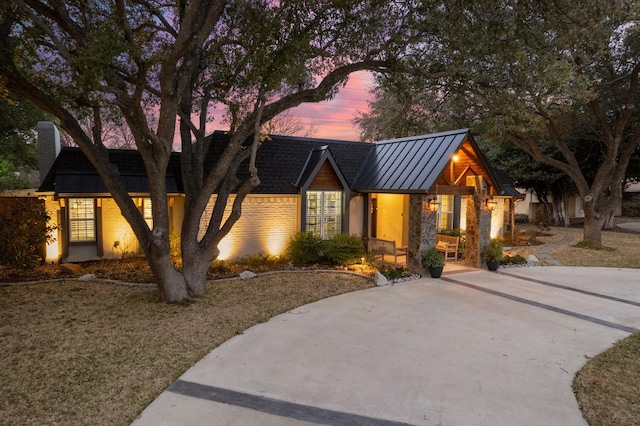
top-left (483, 238), bottom-right (504, 271)
top-left (422, 247), bottom-right (445, 278)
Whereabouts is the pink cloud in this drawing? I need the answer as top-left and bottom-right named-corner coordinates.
top-left (200, 71), bottom-right (373, 143)
top-left (288, 71), bottom-right (373, 141)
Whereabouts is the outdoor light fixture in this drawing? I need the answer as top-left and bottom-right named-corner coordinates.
top-left (424, 196), bottom-right (440, 212)
top-left (485, 197), bottom-right (498, 211)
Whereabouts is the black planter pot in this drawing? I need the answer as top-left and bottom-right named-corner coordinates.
top-left (486, 259), bottom-right (500, 271)
top-left (428, 266), bottom-right (444, 278)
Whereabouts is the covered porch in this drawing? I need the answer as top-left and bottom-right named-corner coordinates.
top-left (354, 129), bottom-right (511, 273)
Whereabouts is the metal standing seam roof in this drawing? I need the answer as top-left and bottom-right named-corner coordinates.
top-left (353, 129), bottom-right (470, 193)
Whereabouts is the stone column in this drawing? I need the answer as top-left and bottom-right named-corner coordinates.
top-left (407, 194), bottom-right (437, 274)
top-left (464, 192), bottom-right (492, 268)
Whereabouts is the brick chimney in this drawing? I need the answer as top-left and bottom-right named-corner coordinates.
top-left (37, 121), bottom-right (61, 185)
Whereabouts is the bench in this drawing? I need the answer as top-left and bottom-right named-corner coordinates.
top-left (435, 234), bottom-right (459, 262)
top-left (368, 237), bottom-right (407, 267)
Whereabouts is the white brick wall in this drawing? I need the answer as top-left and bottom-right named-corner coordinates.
top-left (200, 195), bottom-right (299, 260)
top-left (43, 196), bottom-right (62, 263)
top-left (101, 198), bottom-right (139, 259)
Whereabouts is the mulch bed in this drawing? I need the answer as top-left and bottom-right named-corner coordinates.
top-left (0, 257), bottom-right (365, 284)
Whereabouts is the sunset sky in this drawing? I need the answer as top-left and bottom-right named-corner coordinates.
top-left (204, 71), bottom-right (374, 143)
top-left (286, 70), bottom-right (373, 141)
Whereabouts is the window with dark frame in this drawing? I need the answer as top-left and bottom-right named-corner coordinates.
top-left (437, 194), bottom-right (454, 231)
top-left (305, 190), bottom-right (342, 239)
top-left (69, 198), bottom-right (95, 242)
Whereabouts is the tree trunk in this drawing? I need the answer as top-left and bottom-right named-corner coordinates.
top-left (149, 253), bottom-right (189, 302)
top-left (181, 248), bottom-right (214, 297)
top-left (602, 210), bottom-right (616, 230)
top-left (582, 202), bottom-right (604, 246)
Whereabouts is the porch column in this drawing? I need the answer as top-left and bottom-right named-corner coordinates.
top-left (464, 192), bottom-right (492, 268)
top-left (407, 194), bottom-right (437, 274)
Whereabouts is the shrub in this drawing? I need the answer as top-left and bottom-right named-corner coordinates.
top-left (378, 265), bottom-right (410, 280)
top-left (622, 196), bottom-right (640, 217)
top-left (0, 198), bottom-right (58, 269)
top-left (515, 213), bottom-right (529, 224)
top-left (483, 238), bottom-right (504, 262)
top-left (534, 208), bottom-right (551, 232)
top-left (500, 254), bottom-right (527, 265)
top-left (286, 232), bottom-right (326, 264)
top-left (421, 246), bottom-right (445, 268)
top-left (325, 233), bottom-right (366, 265)
top-left (233, 252), bottom-right (290, 271)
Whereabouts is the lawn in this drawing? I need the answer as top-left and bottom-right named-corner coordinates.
top-left (0, 272), bottom-right (373, 425)
top-left (1, 223), bottom-right (639, 425)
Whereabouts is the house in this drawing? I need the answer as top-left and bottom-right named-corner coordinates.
top-left (36, 122), bottom-right (519, 271)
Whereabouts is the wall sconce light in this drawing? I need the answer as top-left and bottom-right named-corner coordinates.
top-left (423, 196), bottom-right (440, 212)
top-left (485, 197), bottom-right (498, 211)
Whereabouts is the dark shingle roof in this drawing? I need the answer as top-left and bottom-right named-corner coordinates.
top-left (38, 147), bottom-right (182, 194)
top-left (354, 129), bottom-right (470, 193)
top-left (493, 169), bottom-right (525, 198)
top-left (205, 131), bottom-right (373, 194)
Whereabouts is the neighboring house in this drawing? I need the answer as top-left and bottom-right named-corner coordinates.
top-left (37, 123), bottom-right (519, 270)
top-left (514, 188), bottom-right (628, 225)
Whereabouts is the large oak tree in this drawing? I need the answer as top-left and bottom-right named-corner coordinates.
top-left (360, 0), bottom-right (640, 246)
top-left (0, 0), bottom-right (429, 301)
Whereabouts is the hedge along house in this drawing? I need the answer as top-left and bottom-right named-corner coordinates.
top-left (37, 122), bottom-right (519, 270)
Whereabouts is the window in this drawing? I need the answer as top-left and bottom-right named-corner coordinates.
top-left (69, 198), bottom-right (95, 242)
top-left (143, 198), bottom-right (153, 228)
top-left (437, 195), bottom-right (454, 232)
top-left (305, 190), bottom-right (342, 239)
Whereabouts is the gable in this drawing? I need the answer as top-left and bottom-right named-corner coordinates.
top-left (206, 132), bottom-right (372, 194)
top-left (308, 161), bottom-right (343, 190)
top-left (354, 129), bottom-right (470, 193)
top-left (434, 136), bottom-right (500, 195)
top-left (353, 129), bottom-right (504, 195)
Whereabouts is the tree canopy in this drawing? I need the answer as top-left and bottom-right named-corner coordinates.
top-left (0, 0), bottom-right (432, 301)
top-left (0, 93), bottom-right (48, 190)
top-left (358, 0), bottom-right (640, 244)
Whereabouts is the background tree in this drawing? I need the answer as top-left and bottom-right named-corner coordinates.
top-left (262, 110), bottom-right (317, 138)
top-left (0, 93), bottom-right (48, 189)
top-left (364, 0), bottom-right (640, 246)
top-left (0, 0), bottom-right (430, 301)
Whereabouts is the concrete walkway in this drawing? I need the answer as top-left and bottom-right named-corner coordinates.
top-left (132, 265), bottom-right (640, 425)
top-left (532, 234), bottom-right (574, 266)
top-left (617, 221), bottom-right (640, 233)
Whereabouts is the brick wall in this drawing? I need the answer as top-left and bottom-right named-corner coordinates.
top-left (101, 198), bottom-right (139, 259)
top-left (200, 194), bottom-right (299, 260)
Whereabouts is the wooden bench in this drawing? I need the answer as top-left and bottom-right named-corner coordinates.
top-left (368, 237), bottom-right (407, 267)
top-left (435, 234), bottom-right (459, 262)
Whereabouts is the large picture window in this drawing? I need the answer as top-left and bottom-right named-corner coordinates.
top-left (69, 198), bottom-right (95, 242)
top-left (305, 190), bottom-right (342, 239)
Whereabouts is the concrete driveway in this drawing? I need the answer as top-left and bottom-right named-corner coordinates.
top-left (132, 266), bottom-right (640, 425)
